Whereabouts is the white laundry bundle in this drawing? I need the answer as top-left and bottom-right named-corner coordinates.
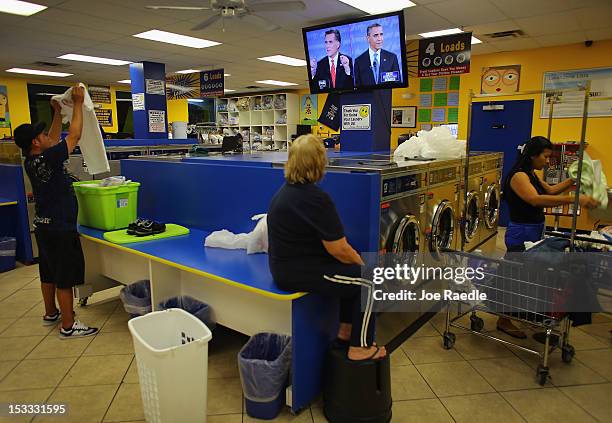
top-left (204, 214), bottom-right (268, 254)
top-left (394, 126), bottom-right (466, 161)
top-left (52, 83), bottom-right (109, 175)
top-left (568, 152), bottom-right (608, 210)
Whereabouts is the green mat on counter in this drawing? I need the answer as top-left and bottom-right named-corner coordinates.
top-left (103, 224), bottom-right (190, 244)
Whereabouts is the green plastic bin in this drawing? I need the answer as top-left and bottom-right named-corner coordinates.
top-left (73, 181), bottom-right (140, 230)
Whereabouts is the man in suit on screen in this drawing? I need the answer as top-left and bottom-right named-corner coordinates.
top-left (310, 29), bottom-right (354, 91)
top-left (354, 23), bottom-right (400, 87)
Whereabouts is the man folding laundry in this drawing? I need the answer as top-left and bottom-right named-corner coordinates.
top-left (14, 84), bottom-right (99, 339)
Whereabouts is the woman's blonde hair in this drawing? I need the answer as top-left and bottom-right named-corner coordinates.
top-left (284, 134), bottom-right (327, 184)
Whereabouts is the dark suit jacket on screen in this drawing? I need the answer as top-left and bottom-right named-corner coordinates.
top-left (354, 49), bottom-right (400, 87)
top-left (312, 53), bottom-right (354, 91)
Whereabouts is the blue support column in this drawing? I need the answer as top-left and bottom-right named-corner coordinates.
top-left (129, 61), bottom-right (168, 139)
top-left (339, 89), bottom-right (392, 152)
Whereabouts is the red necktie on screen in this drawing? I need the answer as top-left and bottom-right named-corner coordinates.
top-left (331, 60), bottom-right (336, 88)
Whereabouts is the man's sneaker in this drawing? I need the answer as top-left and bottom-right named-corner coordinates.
top-left (43, 311), bottom-right (61, 326)
top-left (59, 320), bottom-right (99, 339)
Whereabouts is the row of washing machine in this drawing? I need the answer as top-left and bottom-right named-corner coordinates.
top-left (327, 152), bottom-right (503, 257)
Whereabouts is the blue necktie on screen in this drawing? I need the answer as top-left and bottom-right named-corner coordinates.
top-left (372, 52), bottom-right (379, 83)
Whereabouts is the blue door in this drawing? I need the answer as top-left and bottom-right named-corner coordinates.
top-left (469, 100), bottom-right (534, 226)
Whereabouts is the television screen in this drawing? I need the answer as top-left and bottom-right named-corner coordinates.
top-left (302, 11), bottom-right (408, 94)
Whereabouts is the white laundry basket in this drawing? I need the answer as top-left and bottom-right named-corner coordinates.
top-left (128, 308), bottom-right (213, 423)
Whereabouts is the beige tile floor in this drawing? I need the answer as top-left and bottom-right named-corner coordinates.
top-left (0, 230), bottom-right (610, 422)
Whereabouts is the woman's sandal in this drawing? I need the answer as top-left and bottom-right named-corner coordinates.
top-left (348, 346), bottom-right (386, 362)
top-left (496, 324), bottom-right (527, 339)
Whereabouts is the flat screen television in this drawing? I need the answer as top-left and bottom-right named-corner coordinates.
top-left (302, 11), bottom-right (408, 94)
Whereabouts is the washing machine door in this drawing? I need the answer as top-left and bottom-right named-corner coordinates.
top-left (430, 200), bottom-right (455, 253)
top-left (391, 214), bottom-right (421, 253)
top-left (483, 183), bottom-right (500, 229)
top-left (463, 191), bottom-right (480, 242)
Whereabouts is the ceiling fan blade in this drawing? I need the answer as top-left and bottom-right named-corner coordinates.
top-left (247, 1), bottom-right (306, 12)
top-left (191, 14), bottom-right (222, 31)
top-left (146, 5), bottom-right (212, 10)
top-left (240, 13), bottom-right (280, 31)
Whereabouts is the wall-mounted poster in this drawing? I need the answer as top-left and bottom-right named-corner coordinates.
top-left (481, 65), bottom-right (521, 94)
top-left (94, 108), bottom-right (113, 127)
top-left (148, 110), bottom-right (166, 133)
top-left (391, 106), bottom-right (417, 128)
top-left (166, 73), bottom-right (200, 100)
top-left (300, 94), bottom-right (318, 125)
top-left (541, 67), bottom-right (612, 118)
top-left (89, 86), bottom-right (111, 104)
top-left (0, 85), bottom-right (9, 128)
top-left (145, 79), bottom-right (165, 95)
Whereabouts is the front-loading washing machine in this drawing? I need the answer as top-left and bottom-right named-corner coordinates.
top-left (479, 153), bottom-right (503, 253)
top-left (425, 159), bottom-right (461, 257)
top-left (458, 153), bottom-right (488, 252)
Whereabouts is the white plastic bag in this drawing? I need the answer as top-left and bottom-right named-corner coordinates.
top-left (246, 214), bottom-right (268, 254)
top-left (393, 135), bottom-right (424, 160)
top-left (420, 126), bottom-right (466, 159)
top-left (204, 214), bottom-right (268, 254)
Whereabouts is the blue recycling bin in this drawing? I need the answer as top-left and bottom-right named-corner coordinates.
top-left (158, 295), bottom-right (215, 330)
top-left (119, 280), bottom-right (151, 317)
top-left (238, 333), bottom-right (292, 420)
top-left (0, 237), bottom-right (16, 273)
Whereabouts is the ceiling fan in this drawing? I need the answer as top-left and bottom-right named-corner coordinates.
top-left (146, 0), bottom-right (306, 32)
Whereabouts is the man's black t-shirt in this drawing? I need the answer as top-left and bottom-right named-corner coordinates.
top-left (24, 141), bottom-right (79, 231)
top-left (267, 182), bottom-right (344, 265)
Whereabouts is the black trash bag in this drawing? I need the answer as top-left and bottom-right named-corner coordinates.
top-left (158, 295), bottom-right (215, 330)
top-left (119, 280), bottom-right (151, 317)
top-left (238, 333), bottom-right (291, 402)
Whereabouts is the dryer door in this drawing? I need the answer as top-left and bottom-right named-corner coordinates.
top-left (430, 200), bottom-right (455, 253)
top-left (391, 214), bottom-right (421, 253)
top-left (484, 183), bottom-right (500, 229)
top-left (463, 191), bottom-right (480, 242)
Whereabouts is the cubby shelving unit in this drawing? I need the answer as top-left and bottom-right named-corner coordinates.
top-left (215, 93), bottom-right (298, 151)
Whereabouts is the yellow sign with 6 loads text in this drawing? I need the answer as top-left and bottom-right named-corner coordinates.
top-left (342, 104), bottom-right (371, 131)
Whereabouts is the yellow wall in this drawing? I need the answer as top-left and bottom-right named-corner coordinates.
top-left (167, 99), bottom-right (188, 123)
top-left (458, 39), bottom-right (612, 176)
top-left (0, 77), bottom-right (31, 138)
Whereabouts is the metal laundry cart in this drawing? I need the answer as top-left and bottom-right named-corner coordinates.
top-left (441, 240), bottom-right (611, 385)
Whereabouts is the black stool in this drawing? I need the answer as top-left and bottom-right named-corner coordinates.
top-left (323, 347), bottom-right (392, 423)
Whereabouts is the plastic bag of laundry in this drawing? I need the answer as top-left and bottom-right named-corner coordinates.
top-left (393, 135), bottom-right (424, 160)
top-left (204, 214), bottom-right (268, 254)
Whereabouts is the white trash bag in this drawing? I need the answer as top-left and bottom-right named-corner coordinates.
top-left (204, 214), bottom-right (268, 254)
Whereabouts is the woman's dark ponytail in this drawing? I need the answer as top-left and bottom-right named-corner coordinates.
top-left (503, 136), bottom-right (553, 196)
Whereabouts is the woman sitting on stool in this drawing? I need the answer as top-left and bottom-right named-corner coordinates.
top-left (267, 134), bottom-right (386, 361)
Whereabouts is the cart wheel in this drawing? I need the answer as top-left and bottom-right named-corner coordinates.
top-left (536, 365), bottom-right (549, 386)
top-left (470, 315), bottom-right (485, 332)
top-left (561, 345), bottom-right (575, 364)
top-left (443, 332), bottom-right (456, 349)
top-left (78, 297), bottom-right (88, 307)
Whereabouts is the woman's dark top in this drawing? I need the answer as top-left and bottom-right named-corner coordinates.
top-left (505, 170), bottom-right (546, 224)
top-left (267, 182), bottom-right (345, 279)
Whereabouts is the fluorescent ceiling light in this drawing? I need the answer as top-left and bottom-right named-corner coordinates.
top-left (419, 28), bottom-right (483, 45)
top-left (0, 0), bottom-right (46, 16)
top-left (6, 67), bottom-right (72, 77)
top-left (58, 54), bottom-right (131, 66)
top-left (224, 73), bottom-right (231, 77)
top-left (188, 99), bottom-right (204, 103)
top-left (255, 80), bottom-right (298, 86)
top-left (133, 30), bottom-right (221, 49)
top-left (337, 0), bottom-right (414, 14)
top-left (176, 69), bottom-right (199, 74)
top-left (117, 79), bottom-right (131, 84)
top-left (224, 88), bottom-right (236, 93)
top-left (258, 55), bottom-right (307, 67)
top-left (419, 28), bottom-right (462, 38)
